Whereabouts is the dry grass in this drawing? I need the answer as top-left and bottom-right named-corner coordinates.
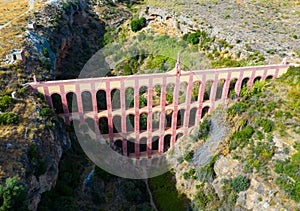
top-left (0, 0), bottom-right (29, 25)
top-left (0, 0), bottom-right (47, 62)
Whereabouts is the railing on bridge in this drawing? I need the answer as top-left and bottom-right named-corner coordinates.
top-left (29, 60), bottom-right (289, 159)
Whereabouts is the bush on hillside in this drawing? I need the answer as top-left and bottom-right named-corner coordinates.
top-left (0, 112), bottom-right (18, 125)
top-left (131, 17), bottom-right (146, 32)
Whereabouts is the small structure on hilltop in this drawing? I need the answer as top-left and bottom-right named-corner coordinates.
top-left (5, 49), bottom-right (26, 64)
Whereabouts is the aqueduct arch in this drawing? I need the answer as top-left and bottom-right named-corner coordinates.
top-left (30, 59), bottom-right (289, 159)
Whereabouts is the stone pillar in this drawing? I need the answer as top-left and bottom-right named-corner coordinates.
top-left (209, 72), bottom-right (219, 110)
top-left (248, 69), bottom-right (256, 88)
top-left (183, 73), bottom-right (193, 135)
top-left (159, 77), bottom-right (167, 153)
top-left (235, 70), bottom-right (244, 96)
top-left (196, 75), bottom-right (206, 123)
top-left (262, 67), bottom-right (268, 80)
top-left (171, 75), bottom-right (180, 147)
top-left (147, 79), bottom-right (153, 158)
top-left (120, 81), bottom-right (127, 155)
top-left (134, 79), bottom-right (140, 158)
top-left (222, 72), bottom-right (232, 100)
top-left (75, 84), bottom-right (84, 123)
top-left (105, 81), bottom-right (113, 146)
top-left (43, 86), bottom-right (53, 110)
top-left (59, 85), bottom-right (69, 114)
top-left (274, 66), bottom-right (280, 78)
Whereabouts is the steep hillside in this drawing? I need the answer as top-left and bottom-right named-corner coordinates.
top-left (168, 66), bottom-right (300, 210)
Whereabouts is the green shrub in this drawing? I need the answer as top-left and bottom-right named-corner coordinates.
top-left (0, 177), bottom-right (28, 210)
top-left (131, 17), bottom-right (146, 32)
top-left (40, 107), bottom-right (55, 118)
top-left (184, 150), bottom-right (194, 162)
top-left (0, 95), bottom-right (13, 111)
top-left (198, 118), bottom-right (211, 140)
top-left (0, 112), bottom-right (18, 125)
top-left (231, 175), bottom-right (250, 193)
top-left (255, 118), bottom-right (274, 133)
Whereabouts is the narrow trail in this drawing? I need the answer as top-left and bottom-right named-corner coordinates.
top-left (0, 0), bottom-right (34, 30)
top-left (144, 179), bottom-right (158, 211)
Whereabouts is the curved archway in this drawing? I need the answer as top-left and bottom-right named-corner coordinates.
top-left (113, 115), bottom-right (121, 133)
top-left (111, 89), bottom-right (121, 110)
top-left (126, 114), bottom-right (135, 132)
top-left (152, 112), bottom-right (160, 131)
top-left (189, 107), bottom-right (197, 127)
top-left (253, 76), bottom-right (261, 84)
top-left (81, 91), bottom-right (93, 112)
top-left (152, 85), bottom-right (161, 107)
top-left (216, 79), bottom-right (225, 100)
top-left (176, 133), bottom-right (183, 141)
top-left (228, 78), bottom-right (237, 98)
top-left (99, 117), bottom-right (109, 134)
top-left (177, 109), bottom-right (185, 128)
top-left (140, 137), bottom-right (147, 152)
top-left (139, 113), bottom-right (148, 131)
top-left (114, 140), bottom-right (123, 154)
top-left (163, 135), bottom-right (171, 152)
top-left (66, 92), bottom-right (78, 113)
top-left (85, 117), bottom-right (95, 131)
top-left (152, 136), bottom-right (159, 151)
top-left (127, 139), bottom-right (135, 155)
top-left (139, 86), bottom-right (148, 108)
top-left (51, 93), bottom-right (64, 114)
top-left (125, 87), bottom-right (134, 109)
top-left (96, 90), bottom-right (107, 111)
top-left (165, 109), bottom-right (173, 129)
top-left (266, 75), bottom-right (273, 81)
top-left (191, 81), bottom-right (200, 103)
top-left (241, 77), bottom-right (249, 89)
top-left (178, 82), bottom-right (188, 104)
top-left (166, 84), bottom-right (175, 105)
top-left (204, 80), bottom-right (213, 101)
top-left (201, 106), bottom-right (210, 118)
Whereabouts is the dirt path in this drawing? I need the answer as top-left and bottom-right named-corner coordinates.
top-left (144, 179), bottom-right (158, 211)
top-left (0, 0), bottom-right (34, 30)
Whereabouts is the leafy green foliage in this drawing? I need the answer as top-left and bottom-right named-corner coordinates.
top-left (0, 177), bottom-right (28, 211)
top-left (130, 17), bottom-right (146, 32)
top-left (198, 118), bottom-right (211, 141)
top-left (0, 112), bottom-right (18, 125)
top-left (39, 106), bottom-right (55, 118)
top-left (149, 172), bottom-right (189, 211)
top-left (0, 95), bottom-right (13, 112)
top-left (255, 118), bottom-right (274, 133)
top-left (184, 150), bottom-right (194, 162)
top-left (230, 175), bottom-right (250, 193)
top-left (197, 155), bottom-right (218, 183)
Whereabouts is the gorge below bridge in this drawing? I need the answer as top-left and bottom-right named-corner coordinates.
top-left (29, 59), bottom-right (289, 159)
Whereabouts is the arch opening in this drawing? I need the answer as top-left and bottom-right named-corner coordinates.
top-left (165, 109), bottom-right (173, 129)
top-left (152, 112), bottom-right (160, 131)
top-left (166, 84), bottom-right (175, 105)
top-left (266, 75), bottom-right (273, 81)
top-left (113, 116), bottom-right (122, 133)
top-left (228, 78), bottom-right (237, 98)
top-left (125, 87), bottom-right (134, 109)
top-left (127, 139), bottom-right (135, 155)
top-left (114, 140), bottom-right (123, 154)
top-left (51, 93), bottom-right (64, 114)
top-left (66, 92), bottom-right (78, 113)
top-left (99, 117), bottom-right (109, 134)
top-left (152, 136), bottom-right (159, 151)
top-left (139, 86), bottom-right (148, 108)
top-left (176, 133), bottom-right (183, 141)
top-left (140, 138), bottom-right (147, 152)
top-left (163, 135), bottom-right (171, 152)
top-left (126, 114), bottom-right (135, 132)
top-left (81, 91), bottom-right (93, 112)
top-left (177, 109), bottom-right (185, 128)
top-left (241, 77), bottom-right (249, 89)
top-left (203, 81), bottom-right (213, 101)
top-left (216, 79), bottom-right (225, 100)
top-left (189, 107), bottom-right (197, 127)
top-left (139, 113), bottom-right (148, 131)
top-left (152, 85), bottom-right (161, 107)
top-left (201, 106), bottom-right (210, 119)
top-left (96, 90), bottom-right (107, 111)
top-left (191, 81), bottom-right (200, 103)
top-left (111, 89), bottom-right (121, 110)
top-left (178, 82), bottom-right (188, 104)
top-left (253, 76), bottom-right (261, 84)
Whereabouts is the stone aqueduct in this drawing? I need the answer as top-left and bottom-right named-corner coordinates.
top-left (30, 59), bottom-right (289, 159)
